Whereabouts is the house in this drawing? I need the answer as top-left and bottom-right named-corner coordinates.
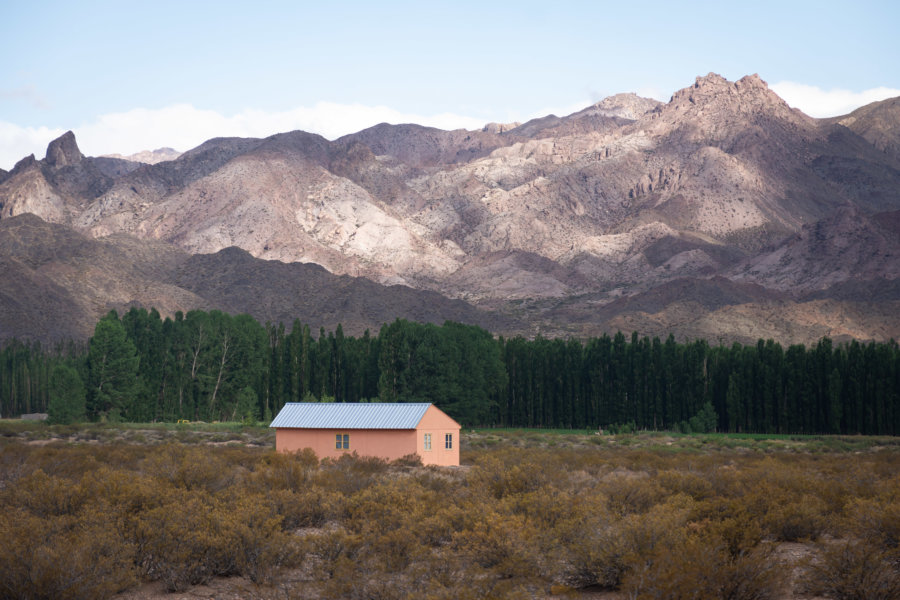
top-left (269, 402), bottom-right (461, 466)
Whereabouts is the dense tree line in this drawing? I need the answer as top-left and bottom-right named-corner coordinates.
top-left (0, 339), bottom-right (81, 419)
top-left (1, 308), bottom-right (898, 434)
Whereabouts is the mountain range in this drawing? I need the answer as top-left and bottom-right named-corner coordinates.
top-left (1, 73), bottom-right (899, 345)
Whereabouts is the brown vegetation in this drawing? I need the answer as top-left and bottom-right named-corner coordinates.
top-left (0, 427), bottom-right (898, 599)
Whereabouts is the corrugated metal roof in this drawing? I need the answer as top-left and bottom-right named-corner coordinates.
top-left (269, 402), bottom-right (432, 430)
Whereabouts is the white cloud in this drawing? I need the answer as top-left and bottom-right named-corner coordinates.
top-left (1, 99), bottom-right (607, 171)
top-left (0, 103), bottom-right (495, 171)
top-left (72, 102), bottom-right (497, 160)
top-left (770, 82), bottom-right (900, 118)
top-left (0, 123), bottom-right (66, 172)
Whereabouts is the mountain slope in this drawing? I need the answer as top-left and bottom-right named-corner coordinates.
top-left (1, 73), bottom-right (899, 344)
top-left (0, 214), bottom-right (512, 341)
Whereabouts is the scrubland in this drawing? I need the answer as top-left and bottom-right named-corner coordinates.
top-left (0, 423), bottom-right (898, 599)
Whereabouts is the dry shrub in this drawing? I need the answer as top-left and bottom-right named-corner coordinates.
top-left (0, 507), bottom-right (136, 600)
top-left (3, 468), bottom-right (89, 517)
top-left (802, 540), bottom-right (900, 600)
top-left (603, 475), bottom-right (666, 515)
top-left (80, 466), bottom-right (160, 516)
top-left (226, 493), bottom-right (299, 583)
top-left (249, 448), bottom-right (318, 492)
top-left (391, 452), bottom-right (423, 467)
top-left (621, 537), bottom-right (785, 600)
top-left (269, 487), bottom-right (335, 529)
top-left (657, 469), bottom-right (714, 501)
top-left (315, 452), bottom-right (389, 494)
top-left (143, 444), bottom-right (236, 491)
top-left (343, 478), bottom-right (429, 534)
top-left (131, 491), bottom-right (226, 590)
top-left (416, 502), bottom-right (470, 547)
top-left (466, 454), bottom-right (554, 500)
top-left (451, 510), bottom-right (540, 578)
top-left (761, 494), bottom-right (828, 542)
top-left (559, 496), bottom-right (692, 589)
top-left (131, 488), bottom-right (298, 589)
top-left (305, 528), bottom-right (362, 579)
top-left (845, 497), bottom-right (900, 552)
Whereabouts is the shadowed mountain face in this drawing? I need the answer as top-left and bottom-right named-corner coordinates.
top-left (1, 73), bottom-right (899, 345)
top-left (0, 214), bottom-right (515, 342)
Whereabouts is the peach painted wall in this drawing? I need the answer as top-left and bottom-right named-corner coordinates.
top-left (414, 405), bottom-right (460, 466)
top-left (276, 428), bottom-right (417, 461)
top-left (275, 406), bottom-right (461, 466)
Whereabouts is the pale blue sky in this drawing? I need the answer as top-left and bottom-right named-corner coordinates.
top-left (1, 0), bottom-right (898, 168)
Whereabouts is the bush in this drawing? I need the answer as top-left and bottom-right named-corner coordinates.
top-left (802, 540), bottom-right (900, 600)
top-left (621, 537), bottom-right (784, 600)
top-left (0, 507), bottom-right (135, 599)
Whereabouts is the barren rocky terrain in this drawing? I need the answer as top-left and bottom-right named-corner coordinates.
top-left (1, 73), bottom-right (899, 344)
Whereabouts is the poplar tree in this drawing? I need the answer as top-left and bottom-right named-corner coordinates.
top-left (47, 363), bottom-right (86, 424)
top-left (87, 312), bottom-right (139, 421)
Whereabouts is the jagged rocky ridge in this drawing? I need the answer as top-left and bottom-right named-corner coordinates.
top-left (1, 73), bottom-right (899, 345)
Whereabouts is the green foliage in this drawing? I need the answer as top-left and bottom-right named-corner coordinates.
top-left (88, 312), bottom-right (140, 421)
top-left (47, 363), bottom-right (86, 424)
top-left (4, 307), bottom-right (900, 435)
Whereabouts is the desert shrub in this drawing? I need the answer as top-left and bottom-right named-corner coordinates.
top-left (269, 487), bottom-right (335, 529)
top-left (79, 466), bottom-right (161, 517)
top-left (304, 528), bottom-right (363, 579)
top-left (315, 452), bottom-right (389, 494)
top-left (248, 448), bottom-right (318, 492)
top-left (691, 498), bottom-right (764, 557)
top-left (131, 490), bottom-right (229, 591)
top-left (845, 497), bottom-right (900, 552)
top-left (0, 507), bottom-right (136, 600)
top-left (802, 540), bottom-right (900, 600)
top-left (4, 468), bottom-right (90, 517)
top-left (451, 511), bottom-right (540, 578)
top-left (223, 493), bottom-right (299, 583)
top-left (761, 494), bottom-right (828, 542)
top-left (466, 453), bottom-right (557, 500)
top-left (343, 478), bottom-right (431, 535)
top-left (621, 537), bottom-right (785, 600)
top-left (392, 452), bottom-right (423, 467)
top-left (142, 444), bottom-right (236, 491)
top-left (657, 469), bottom-right (714, 501)
top-left (559, 496), bottom-right (692, 589)
top-left (416, 502), bottom-right (470, 546)
top-left (603, 474), bottom-right (666, 515)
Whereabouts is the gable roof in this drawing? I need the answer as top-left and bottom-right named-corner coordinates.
top-left (269, 402), bottom-right (433, 430)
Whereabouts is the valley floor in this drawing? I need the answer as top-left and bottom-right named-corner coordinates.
top-left (1, 424), bottom-right (897, 599)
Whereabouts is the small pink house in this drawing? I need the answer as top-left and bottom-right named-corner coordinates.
top-left (270, 402), bottom-right (461, 466)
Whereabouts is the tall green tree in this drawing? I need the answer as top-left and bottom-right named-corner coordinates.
top-left (47, 363), bottom-right (86, 424)
top-left (87, 312), bottom-right (140, 421)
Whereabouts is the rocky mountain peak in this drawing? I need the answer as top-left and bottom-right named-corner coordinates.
top-left (45, 131), bottom-right (84, 167)
top-left (582, 93), bottom-right (661, 120)
top-left (667, 72), bottom-right (773, 107)
top-left (10, 153), bottom-right (38, 175)
top-left (482, 122), bottom-right (521, 134)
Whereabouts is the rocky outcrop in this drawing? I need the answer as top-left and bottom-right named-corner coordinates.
top-left (102, 147), bottom-right (182, 164)
top-left (832, 96), bottom-right (900, 159)
top-left (45, 131), bottom-right (84, 167)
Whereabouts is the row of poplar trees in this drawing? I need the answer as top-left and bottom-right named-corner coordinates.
top-left (1, 308), bottom-right (898, 434)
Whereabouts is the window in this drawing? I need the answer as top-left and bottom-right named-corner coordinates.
top-left (445, 433), bottom-right (453, 449)
top-left (335, 433), bottom-right (349, 450)
top-left (424, 433), bottom-right (432, 450)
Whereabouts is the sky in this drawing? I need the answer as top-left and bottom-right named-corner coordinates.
top-left (1, 0), bottom-right (899, 170)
